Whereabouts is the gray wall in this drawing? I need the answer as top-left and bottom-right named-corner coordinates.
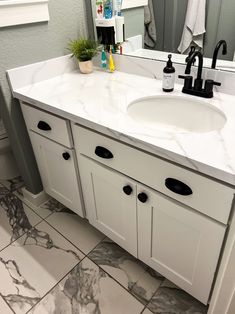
top-left (0, 0), bottom-right (89, 194)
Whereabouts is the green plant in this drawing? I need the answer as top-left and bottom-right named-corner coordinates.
top-left (68, 38), bottom-right (99, 62)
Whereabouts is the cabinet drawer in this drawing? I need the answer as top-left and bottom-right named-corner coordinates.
top-left (21, 102), bottom-right (72, 148)
top-left (72, 125), bottom-right (234, 224)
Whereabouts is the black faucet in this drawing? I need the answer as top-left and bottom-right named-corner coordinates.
top-left (179, 51), bottom-right (221, 98)
top-left (211, 40), bottom-right (227, 69)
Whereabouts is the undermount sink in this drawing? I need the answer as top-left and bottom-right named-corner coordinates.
top-left (127, 96), bottom-right (226, 133)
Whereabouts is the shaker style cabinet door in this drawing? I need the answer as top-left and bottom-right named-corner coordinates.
top-left (137, 184), bottom-right (226, 304)
top-left (78, 155), bottom-right (137, 257)
top-left (29, 132), bottom-right (84, 217)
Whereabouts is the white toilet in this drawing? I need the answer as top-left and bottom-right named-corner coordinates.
top-left (0, 119), bottom-right (19, 180)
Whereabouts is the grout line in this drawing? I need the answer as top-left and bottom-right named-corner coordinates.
top-left (86, 255), bottom-right (146, 309)
top-left (25, 255), bottom-right (86, 314)
top-left (43, 218), bottom-right (105, 257)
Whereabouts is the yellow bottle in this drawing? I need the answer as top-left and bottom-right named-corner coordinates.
top-left (109, 46), bottom-right (115, 72)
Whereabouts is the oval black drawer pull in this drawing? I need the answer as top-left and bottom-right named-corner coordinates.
top-left (37, 121), bottom-right (51, 131)
top-left (165, 178), bottom-right (193, 196)
top-left (62, 152), bottom-right (70, 160)
top-left (123, 185), bottom-right (133, 196)
top-left (95, 146), bottom-right (113, 159)
top-left (138, 192), bottom-right (148, 203)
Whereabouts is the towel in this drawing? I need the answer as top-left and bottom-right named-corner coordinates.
top-left (178, 0), bottom-right (206, 54)
top-left (144, 0), bottom-right (157, 49)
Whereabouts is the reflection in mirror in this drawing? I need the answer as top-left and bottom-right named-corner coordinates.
top-left (91, 0), bottom-right (235, 72)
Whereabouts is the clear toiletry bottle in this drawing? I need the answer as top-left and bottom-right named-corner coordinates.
top-left (163, 54), bottom-right (175, 92)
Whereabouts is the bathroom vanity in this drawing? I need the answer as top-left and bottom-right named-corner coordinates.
top-left (7, 55), bottom-right (235, 308)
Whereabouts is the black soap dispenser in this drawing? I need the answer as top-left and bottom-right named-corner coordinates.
top-left (163, 54), bottom-right (175, 92)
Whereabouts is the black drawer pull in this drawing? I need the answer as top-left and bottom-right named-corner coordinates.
top-left (123, 185), bottom-right (133, 195)
top-left (165, 178), bottom-right (193, 196)
top-left (95, 146), bottom-right (113, 159)
top-left (138, 192), bottom-right (148, 203)
top-left (37, 121), bottom-right (51, 131)
top-left (62, 152), bottom-right (70, 160)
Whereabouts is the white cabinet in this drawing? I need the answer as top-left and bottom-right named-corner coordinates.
top-left (78, 154), bottom-right (226, 304)
top-left (78, 155), bottom-right (138, 257)
top-left (137, 184), bottom-right (226, 304)
top-left (29, 132), bottom-right (84, 217)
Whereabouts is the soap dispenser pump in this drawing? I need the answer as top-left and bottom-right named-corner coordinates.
top-left (163, 54), bottom-right (175, 92)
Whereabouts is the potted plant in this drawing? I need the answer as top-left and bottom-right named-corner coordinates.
top-left (68, 38), bottom-right (98, 74)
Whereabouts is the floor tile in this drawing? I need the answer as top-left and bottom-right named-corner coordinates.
top-left (88, 238), bottom-right (164, 305)
top-left (46, 210), bottom-right (105, 254)
top-left (0, 187), bottom-right (41, 252)
top-left (147, 279), bottom-right (207, 314)
top-left (0, 177), bottom-right (24, 193)
top-left (142, 308), bottom-right (153, 314)
top-left (0, 296), bottom-right (13, 313)
top-left (32, 198), bottom-right (69, 219)
top-left (28, 257), bottom-right (144, 314)
top-left (0, 221), bottom-right (84, 314)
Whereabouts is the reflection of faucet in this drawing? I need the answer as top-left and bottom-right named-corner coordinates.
top-left (211, 40), bottom-right (227, 69)
top-left (185, 46), bottom-right (196, 65)
top-left (179, 51), bottom-right (221, 98)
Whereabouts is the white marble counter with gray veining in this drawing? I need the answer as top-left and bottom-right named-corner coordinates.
top-left (7, 59), bottom-right (235, 186)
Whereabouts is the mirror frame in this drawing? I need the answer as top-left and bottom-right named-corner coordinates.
top-left (0, 0), bottom-right (49, 27)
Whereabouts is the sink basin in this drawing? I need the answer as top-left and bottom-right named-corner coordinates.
top-left (127, 96), bottom-right (226, 133)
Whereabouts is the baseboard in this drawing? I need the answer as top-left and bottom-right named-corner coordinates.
top-left (22, 187), bottom-right (49, 207)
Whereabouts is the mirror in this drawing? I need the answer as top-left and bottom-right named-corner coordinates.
top-left (90, 0), bottom-right (235, 72)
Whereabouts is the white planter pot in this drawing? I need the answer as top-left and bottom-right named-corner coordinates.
top-left (78, 60), bottom-right (93, 74)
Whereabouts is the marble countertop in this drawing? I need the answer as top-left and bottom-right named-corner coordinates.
top-left (9, 66), bottom-right (235, 186)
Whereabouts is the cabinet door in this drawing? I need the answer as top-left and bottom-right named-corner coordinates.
top-left (29, 132), bottom-right (84, 217)
top-left (137, 184), bottom-right (226, 304)
top-left (78, 155), bottom-right (137, 256)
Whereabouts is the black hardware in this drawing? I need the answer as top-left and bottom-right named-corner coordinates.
top-left (178, 75), bottom-right (193, 90)
top-left (95, 146), bottom-right (113, 159)
top-left (138, 192), bottom-right (148, 203)
top-left (204, 80), bottom-right (222, 98)
top-left (211, 40), bottom-right (227, 69)
top-left (123, 185), bottom-right (133, 195)
top-left (179, 51), bottom-right (221, 98)
top-left (62, 152), bottom-right (70, 160)
top-left (37, 121), bottom-right (51, 131)
top-left (165, 178), bottom-right (193, 196)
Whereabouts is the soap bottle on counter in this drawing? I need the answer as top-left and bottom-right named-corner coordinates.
top-left (162, 54), bottom-right (175, 92)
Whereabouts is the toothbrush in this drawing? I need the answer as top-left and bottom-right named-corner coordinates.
top-left (109, 46), bottom-right (115, 72)
top-left (101, 47), bottom-right (107, 69)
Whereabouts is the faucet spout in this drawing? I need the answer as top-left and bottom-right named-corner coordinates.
top-left (185, 51), bottom-right (203, 80)
top-left (211, 40), bottom-right (227, 69)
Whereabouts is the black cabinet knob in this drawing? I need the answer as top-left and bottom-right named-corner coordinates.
top-left (37, 121), bottom-right (51, 131)
top-left (165, 178), bottom-right (192, 196)
top-left (95, 146), bottom-right (113, 159)
top-left (123, 185), bottom-right (133, 195)
top-left (62, 152), bottom-right (70, 160)
top-left (138, 192), bottom-right (148, 203)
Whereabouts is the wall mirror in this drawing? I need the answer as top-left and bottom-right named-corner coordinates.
top-left (90, 0), bottom-right (235, 72)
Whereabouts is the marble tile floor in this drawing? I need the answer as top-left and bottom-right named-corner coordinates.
top-left (0, 178), bottom-right (208, 314)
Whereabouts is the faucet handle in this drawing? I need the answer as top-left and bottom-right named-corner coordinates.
top-left (178, 75), bottom-right (193, 90)
top-left (204, 79), bottom-right (221, 98)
